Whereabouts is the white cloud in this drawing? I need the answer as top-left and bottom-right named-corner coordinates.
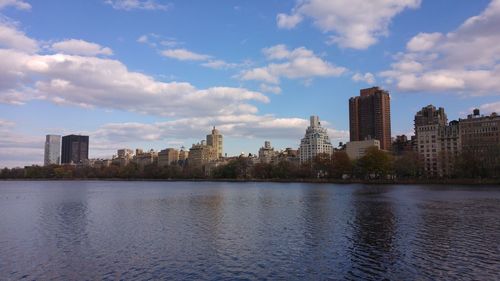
top-left (137, 34), bottom-right (148, 44)
top-left (479, 101), bottom-right (500, 114)
top-left (52, 39), bottom-right (113, 56)
top-left (137, 33), bottom-right (180, 48)
top-left (0, 127), bottom-right (44, 167)
top-left (381, 0), bottom-right (500, 95)
top-left (93, 115), bottom-right (349, 145)
top-left (277, 0), bottom-right (421, 49)
top-left (406, 32), bottom-right (442, 52)
top-left (104, 0), bottom-right (171, 11)
top-left (352, 72), bottom-right (375, 84)
top-left (276, 13), bottom-right (303, 29)
top-left (201, 60), bottom-right (239, 70)
top-left (0, 51), bottom-right (268, 113)
top-left (0, 113), bottom-right (349, 167)
top-left (0, 23), bottom-right (269, 118)
top-left (260, 84), bottom-right (282, 94)
top-left (161, 48), bottom-right (211, 61)
top-left (0, 119), bottom-right (14, 129)
top-left (240, 44), bottom-right (347, 84)
top-left (161, 47), bottom-right (248, 70)
top-left (0, 0), bottom-right (31, 10)
top-left (0, 23), bottom-right (38, 53)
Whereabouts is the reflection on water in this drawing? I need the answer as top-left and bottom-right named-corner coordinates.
top-left (0, 181), bottom-right (499, 280)
top-left (348, 186), bottom-right (397, 280)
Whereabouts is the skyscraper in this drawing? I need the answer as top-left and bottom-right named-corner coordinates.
top-left (349, 87), bottom-right (391, 150)
top-left (44, 135), bottom-right (61, 166)
top-left (61, 135), bottom-right (89, 164)
top-left (206, 126), bottom-right (223, 159)
top-left (299, 116), bottom-right (333, 163)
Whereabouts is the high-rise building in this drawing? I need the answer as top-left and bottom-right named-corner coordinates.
top-left (299, 116), bottom-right (333, 163)
top-left (459, 109), bottom-right (500, 164)
top-left (61, 135), bottom-right (89, 164)
top-left (44, 135), bottom-right (61, 166)
top-left (349, 87), bottom-right (391, 150)
top-left (414, 105), bottom-right (460, 177)
top-left (206, 127), bottom-right (223, 159)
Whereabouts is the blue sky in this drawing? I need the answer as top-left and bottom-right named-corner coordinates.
top-left (1, 0), bottom-right (499, 167)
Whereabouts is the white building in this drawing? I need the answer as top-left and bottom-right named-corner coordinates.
top-left (299, 116), bottom-right (333, 163)
top-left (44, 134), bottom-right (61, 166)
top-left (346, 139), bottom-right (380, 160)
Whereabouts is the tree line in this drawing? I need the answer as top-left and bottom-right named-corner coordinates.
top-left (2, 146), bottom-right (499, 181)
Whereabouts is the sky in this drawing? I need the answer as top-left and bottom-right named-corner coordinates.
top-left (1, 0), bottom-right (500, 167)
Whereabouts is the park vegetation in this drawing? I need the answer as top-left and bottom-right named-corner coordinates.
top-left (2, 147), bottom-right (499, 182)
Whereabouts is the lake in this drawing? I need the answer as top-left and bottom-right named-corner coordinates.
top-left (0, 181), bottom-right (499, 280)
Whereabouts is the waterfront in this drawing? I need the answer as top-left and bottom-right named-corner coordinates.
top-left (0, 181), bottom-right (499, 280)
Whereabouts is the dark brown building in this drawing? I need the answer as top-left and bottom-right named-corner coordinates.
top-left (349, 87), bottom-right (391, 150)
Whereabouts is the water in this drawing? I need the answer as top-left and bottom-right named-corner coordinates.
top-left (0, 181), bottom-right (499, 280)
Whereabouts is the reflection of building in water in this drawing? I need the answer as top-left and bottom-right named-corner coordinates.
top-left (347, 186), bottom-right (396, 279)
top-left (186, 189), bottom-right (225, 257)
top-left (300, 187), bottom-right (332, 255)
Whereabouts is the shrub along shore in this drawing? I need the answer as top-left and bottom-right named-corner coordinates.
top-left (2, 148), bottom-right (499, 184)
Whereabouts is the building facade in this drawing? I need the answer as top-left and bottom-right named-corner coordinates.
top-left (346, 139), bottom-right (380, 160)
top-left (206, 127), bottom-right (223, 159)
top-left (179, 147), bottom-right (189, 163)
top-left (258, 141), bottom-right (276, 164)
top-left (439, 120), bottom-right (461, 176)
top-left (349, 87), bottom-right (392, 150)
top-left (61, 135), bottom-right (89, 164)
top-left (459, 109), bottom-right (500, 164)
top-left (414, 105), bottom-right (460, 177)
top-left (299, 116), bottom-right (333, 163)
top-left (133, 149), bottom-right (158, 169)
top-left (44, 134), bottom-right (61, 166)
top-left (392, 135), bottom-right (414, 156)
top-left (188, 142), bottom-right (217, 169)
top-left (113, 148), bottom-right (134, 167)
top-left (158, 148), bottom-right (179, 167)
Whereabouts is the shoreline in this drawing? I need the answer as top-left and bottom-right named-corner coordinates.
top-left (1, 178), bottom-right (499, 185)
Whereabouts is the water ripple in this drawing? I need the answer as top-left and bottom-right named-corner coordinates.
top-left (0, 182), bottom-right (499, 280)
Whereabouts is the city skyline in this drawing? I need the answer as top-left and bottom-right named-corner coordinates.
top-left (1, 0), bottom-right (500, 167)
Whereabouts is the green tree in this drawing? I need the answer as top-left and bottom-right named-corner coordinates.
top-left (355, 146), bottom-right (393, 179)
top-left (394, 151), bottom-right (421, 179)
top-left (331, 151), bottom-right (353, 179)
